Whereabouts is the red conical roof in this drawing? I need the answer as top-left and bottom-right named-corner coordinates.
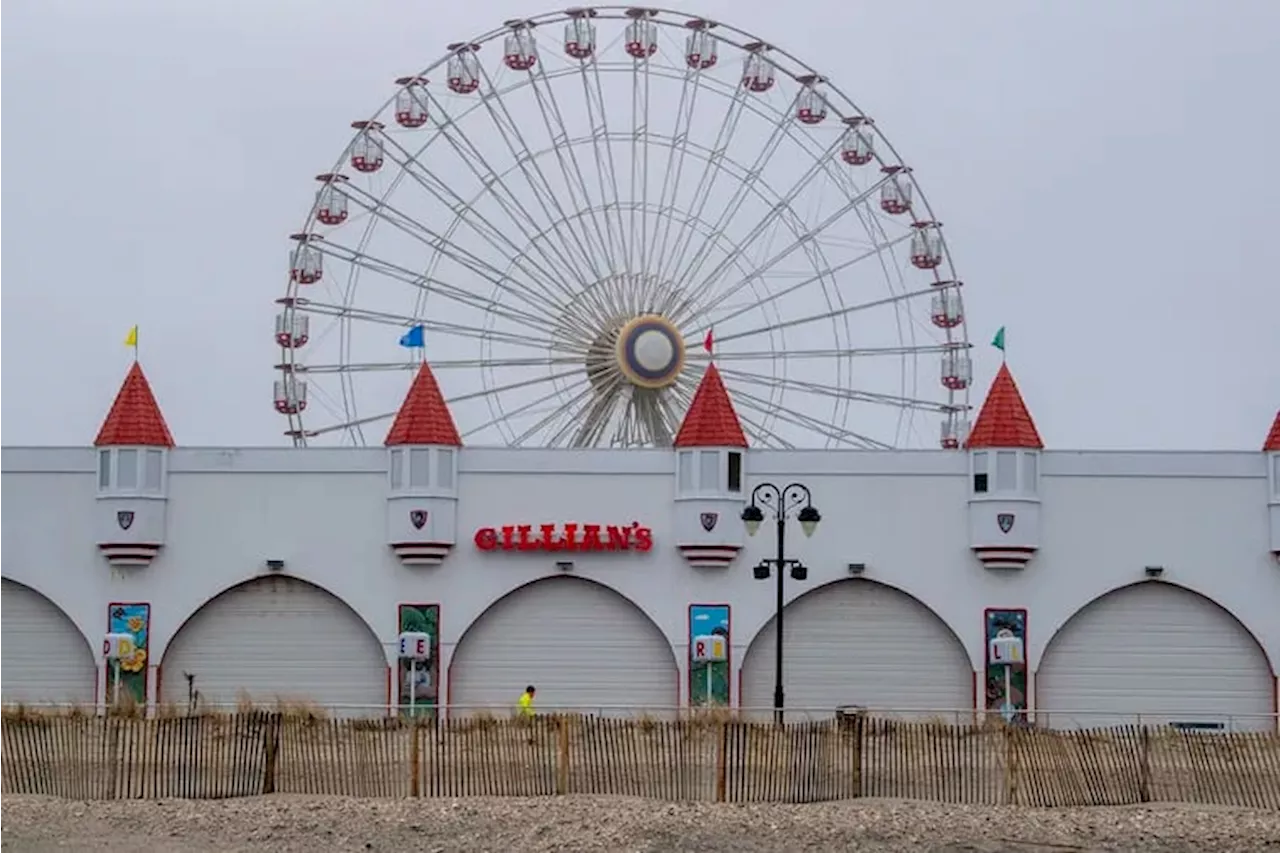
top-left (965, 363), bottom-right (1043, 450)
top-left (1264, 410), bottom-right (1280, 452)
top-left (94, 363), bottom-right (176, 447)
top-left (674, 363), bottom-right (748, 448)
top-left (384, 362), bottom-right (462, 447)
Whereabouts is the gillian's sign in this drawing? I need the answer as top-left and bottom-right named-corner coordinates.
top-left (474, 522), bottom-right (653, 553)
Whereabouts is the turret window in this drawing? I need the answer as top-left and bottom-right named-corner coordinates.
top-left (389, 450), bottom-right (404, 489)
top-left (438, 449), bottom-right (455, 488)
top-left (409, 449), bottom-right (431, 488)
top-left (699, 451), bottom-right (718, 489)
top-left (972, 452), bottom-right (989, 493)
top-left (727, 451), bottom-right (742, 492)
top-left (143, 450), bottom-right (163, 490)
top-left (1022, 452), bottom-right (1039, 495)
top-left (97, 447), bottom-right (166, 494)
top-left (116, 450), bottom-right (138, 489)
top-left (676, 448), bottom-right (745, 495)
top-left (995, 451), bottom-right (1017, 491)
top-left (972, 449), bottom-right (1039, 497)
top-left (1271, 454), bottom-right (1280, 498)
top-left (389, 447), bottom-right (458, 492)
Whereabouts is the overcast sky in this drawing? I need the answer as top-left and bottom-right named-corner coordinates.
top-left (3, 0), bottom-right (1278, 449)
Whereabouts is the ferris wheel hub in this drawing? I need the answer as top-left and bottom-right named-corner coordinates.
top-left (614, 314), bottom-right (686, 390)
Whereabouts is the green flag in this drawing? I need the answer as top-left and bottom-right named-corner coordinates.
top-left (991, 326), bottom-right (1006, 352)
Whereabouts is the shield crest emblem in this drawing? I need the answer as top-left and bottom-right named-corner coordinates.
top-left (409, 510), bottom-right (428, 530)
top-left (117, 510), bottom-right (135, 531)
top-left (700, 512), bottom-right (718, 532)
top-left (997, 513), bottom-right (1015, 534)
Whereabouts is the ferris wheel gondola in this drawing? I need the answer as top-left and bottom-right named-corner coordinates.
top-left (274, 6), bottom-right (972, 450)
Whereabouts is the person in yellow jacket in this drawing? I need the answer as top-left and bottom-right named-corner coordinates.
top-left (517, 684), bottom-right (536, 717)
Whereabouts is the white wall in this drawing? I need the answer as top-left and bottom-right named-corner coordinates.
top-left (3, 444), bottom-right (1277, 708)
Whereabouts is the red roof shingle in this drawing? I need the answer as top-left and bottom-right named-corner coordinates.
top-left (384, 362), bottom-right (462, 447)
top-left (674, 363), bottom-right (748, 448)
top-left (965, 363), bottom-right (1043, 450)
top-left (1264, 410), bottom-right (1280, 452)
top-left (94, 362), bottom-right (176, 447)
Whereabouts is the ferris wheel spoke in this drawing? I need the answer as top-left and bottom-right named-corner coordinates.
top-left (306, 238), bottom-right (565, 338)
top-left (285, 355), bottom-right (583, 375)
top-left (720, 367), bottom-right (954, 415)
top-left (640, 390), bottom-right (674, 447)
top-left (673, 173), bottom-right (889, 325)
top-left (644, 59), bottom-right (703, 279)
top-left (462, 376), bottom-right (585, 440)
top-left (302, 378), bottom-right (354, 428)
top-left (412, 92), bottom-right (602, 289)
top-left (320, 223), bottom-right (567, 335)
top-left (465, 75), bottom-right (616, 286)
top-left (574, 59), bottom-right (632, 272)
top-left (729, 388), bottom-right (892, 450)
top-left (526, 66), bottom-right (626, 274)
top-left (338, 181), bottom-right (582, 324)
top-left (662, 86), bottom-right (802, 294)
top-left (565, 372), bottom-right (628, 447)
top-left (653, 387), bottom-right (689, 442)
top-left (296, 410), bottom-right (396, 440)
top-left (690, 231), bottom-right (917, 335)
top-left (514, 70), bottom-right (624, 275)
top-left (457, 366), bottom-right (589, 408)
top-left (735, 409), bottom-right (800, 450)
top-left (707, 281), bottom-right (938, 345)
top-left (673, 134), bottom-right (842, 311)
top-left (377, 133), bottom-right (589, 304)
top-left (655, 81), bottom-right (753, 286)
top-left (689, 343), bottom-right (955, 363)
top-left (513, 378), bottom-right (601, 447)
top-left (292, 298), bottom-right (577, 352)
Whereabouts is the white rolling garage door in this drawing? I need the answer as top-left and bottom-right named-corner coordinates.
top-left (741, 580), bottom-right (972, 720)
top-left (1037, 583), bottom-right (1274, 731)
top-left (449, 577), bottom-right (677, 716)
top-left (160, 576), bottom-right (387, 717)
top-left (1, 579), bottom-right (96, 707)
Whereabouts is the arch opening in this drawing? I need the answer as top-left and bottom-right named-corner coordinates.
top-left (160, 575), bottom-right (387, 717)
top-left (740, 578), bottom-right (973, 721)
top-left (1036, 581), bottom-right (1275, 731)
top-left (1, 578), bottom-right (97, 707)
top-left (448, 575), bottom-right (678, 716)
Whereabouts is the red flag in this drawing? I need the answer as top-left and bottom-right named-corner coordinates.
top-left (703, 329), bottom-right (714, 354)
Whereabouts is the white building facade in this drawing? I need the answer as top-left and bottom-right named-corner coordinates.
top-left (2, 359), bottom-right (1279, 731)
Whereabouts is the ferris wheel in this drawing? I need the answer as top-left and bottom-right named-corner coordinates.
top-left (274, 6), bottom-right (972, 450)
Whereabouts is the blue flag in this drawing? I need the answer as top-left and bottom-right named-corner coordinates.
top-left (398, 325), bottom-right (425, 349)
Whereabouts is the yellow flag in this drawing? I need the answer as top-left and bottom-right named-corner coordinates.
top-left (124, 325), bottom-right (138, 348)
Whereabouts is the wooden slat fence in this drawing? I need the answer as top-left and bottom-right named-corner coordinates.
top-left (3, 711), bottom-right (1277, 809)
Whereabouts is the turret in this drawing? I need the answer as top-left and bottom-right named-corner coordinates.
top-left (1264, 411), bottom-right (1280, 563)
top-left (965, 364), bottom-right (1043, 570)
top-left (93, 363), bottom-right (175, 567)
top-left (672, 364), bottom-right (748, 568)
top-left (385, 362), bottom-right (462, 566)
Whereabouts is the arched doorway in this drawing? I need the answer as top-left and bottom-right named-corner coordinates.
top-left (449, 576), bottom-right (677, 715)
top-left (1037, 582), bottom-right (1274, 730)
top-left (1, 578), bottom-right (96, 706)
top-left (160, 575), bottom-right (386, 716)
top-left (741, 579), bottom-right (972, 720)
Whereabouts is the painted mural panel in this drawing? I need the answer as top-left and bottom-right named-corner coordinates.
top-left (397, 604), bottom-right (440, 717)
top-left (106, 602), bottom-right (150, 706)
top-left (689, 604), bottom-right (730, 706)
top-left (984, 608), bottom-right (1028, 722)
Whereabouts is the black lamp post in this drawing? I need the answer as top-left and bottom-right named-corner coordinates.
top-left (741, 482), bottom-right (821, 726)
